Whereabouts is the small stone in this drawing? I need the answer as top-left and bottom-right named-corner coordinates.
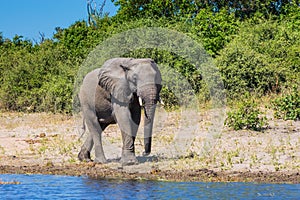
top-left (39, 133), bottom-right (46, 138)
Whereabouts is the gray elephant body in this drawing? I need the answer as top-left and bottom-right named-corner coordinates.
top-left (78, 58), bottom-right (162, 165)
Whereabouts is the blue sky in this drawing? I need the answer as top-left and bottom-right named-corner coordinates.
top-left (0, 0), bottom-right (118, 41)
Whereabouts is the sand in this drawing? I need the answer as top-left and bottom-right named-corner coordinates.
top-left (0, 111), bottom-right (299, 183)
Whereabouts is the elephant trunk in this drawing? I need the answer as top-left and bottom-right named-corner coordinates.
top-left (138, 84), bottom-right (160, 156)
top-left (143, 102), bottom-right (156, 155)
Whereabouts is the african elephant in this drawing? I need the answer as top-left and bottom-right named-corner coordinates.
top-left (78, 58), bottom-right (162, 165)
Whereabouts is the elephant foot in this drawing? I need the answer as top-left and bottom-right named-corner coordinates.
top-left (78, 147), bottom-right (92, 162)
top-left (94, 145), bottom-right (107, 164)
top-left (142, 151), bottom-right (151, 156)
top-left (120, 150), bottom-right (138, 166)
top-left (94, 157), bottom-right (108, 164)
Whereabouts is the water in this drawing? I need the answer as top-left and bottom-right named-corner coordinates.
top-left (0, 174), bottom-right (299, 199)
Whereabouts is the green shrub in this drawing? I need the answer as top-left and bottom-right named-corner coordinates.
top-left (272, 86), bottom-right (300, 120)
top-left (0, 39), bottom-right (76, 113)
top-left (1, 6), bottom-right (299, 113)
top-left (225, 96), bottom-right (268, 131)
top-left (190, 8), bottom-right (239, 57)
top-left (217, 19), bottom-right (300, 97)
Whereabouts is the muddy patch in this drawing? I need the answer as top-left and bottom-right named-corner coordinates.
top-left (0, 164), bottom-right (299, 183)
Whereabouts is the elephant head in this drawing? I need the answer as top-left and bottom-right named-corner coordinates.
top-left (98, 58), bottom-right (162, 156)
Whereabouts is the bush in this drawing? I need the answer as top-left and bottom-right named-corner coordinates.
top-left (189, 8), bottom-right (239, 57)
top-left (1, 6), bottom-right (299, 113)
top-left (0, 39), bottom-right (76, 113)
top-left (272, 86), bottom-right (300, 120)
top-left (217, 19), bottom-right (300, 97)
top-left (225, 96), bottom-right (268, 131)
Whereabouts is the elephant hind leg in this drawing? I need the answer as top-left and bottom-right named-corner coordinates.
top-left (78, 122), bottom-right (108, 163)
top-left (94, 123), bottom-right (109, 163)
top-left (79, 109), bottom-right (108, 164)
top-left (78, 145), bottom-right (92, 162)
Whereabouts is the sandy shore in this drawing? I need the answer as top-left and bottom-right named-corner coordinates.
top-left (0, 111), bottom-right (299, 183)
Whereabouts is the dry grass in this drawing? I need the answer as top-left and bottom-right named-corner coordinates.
top-left (0, 110), bottom-right (299, 175)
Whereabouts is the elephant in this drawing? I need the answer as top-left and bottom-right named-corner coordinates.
top-left (78, 58), bottom-right (162, 165)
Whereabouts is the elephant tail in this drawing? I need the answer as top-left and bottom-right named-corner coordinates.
top-left (79, 117), bottom-right (86, 139)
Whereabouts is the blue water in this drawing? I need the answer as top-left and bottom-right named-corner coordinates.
top-left (0, 174), bottom-right (299, 199)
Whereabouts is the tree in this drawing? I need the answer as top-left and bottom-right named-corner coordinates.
top-left (113, 0), bottom-right (197, 19)
top-left (112, 0), bottom-right (299, 20)
top-left (87, 0), bottom-right (108, 27)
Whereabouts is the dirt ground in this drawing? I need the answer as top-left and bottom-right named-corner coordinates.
top-left (0, 111), bottom-right (299, 183)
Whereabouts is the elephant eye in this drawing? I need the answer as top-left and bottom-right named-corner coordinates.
top-left (132, 74), bottom-right (138, 84)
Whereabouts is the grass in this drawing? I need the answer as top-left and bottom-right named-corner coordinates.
top-left (0, 145), bottom-right (5, 154)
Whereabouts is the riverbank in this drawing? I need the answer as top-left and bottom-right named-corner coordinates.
top-left (0, 112), bottom-right (299, 183)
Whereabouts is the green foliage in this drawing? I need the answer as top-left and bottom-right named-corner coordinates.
top-left (113, 0), bottom-right (298, 20)
top-left (272, 86), bottom-right (300, 120)
top-left (225, 96), bottom-right (268, 131)
top-left (53, 21), bottom-right (101, 59)
top-left (160, 87), bottom-right (180, 110)
top-left (217, 18), bottom-right (300, 97)
top-left (0, 2), bottom-right (299, 113)
top-left (190, 8), bottom-right (239, 57)
top-left (0, 39), bottom-right (76, 113)
top-left (113, 0), bottom-right (197, 20)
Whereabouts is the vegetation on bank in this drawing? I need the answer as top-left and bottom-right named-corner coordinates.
top-left (0, 1), bottom-right (299, 130)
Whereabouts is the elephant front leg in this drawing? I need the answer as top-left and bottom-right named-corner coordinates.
top-left (120, 131), bottom-right (138, 165)
top-left (114, 104), bottom-right (139, 165)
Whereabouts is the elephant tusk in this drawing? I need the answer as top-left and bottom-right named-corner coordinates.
top-left (159, 97), bottom-right (165, 105)
top-left (139, 97), bottom-right (143, 106)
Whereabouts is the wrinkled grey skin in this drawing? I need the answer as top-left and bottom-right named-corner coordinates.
top-left (78, 58), bottom-right (162, 165)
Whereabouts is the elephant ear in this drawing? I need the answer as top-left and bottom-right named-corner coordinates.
top-left (98, 60), bottom-right (133, 103)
